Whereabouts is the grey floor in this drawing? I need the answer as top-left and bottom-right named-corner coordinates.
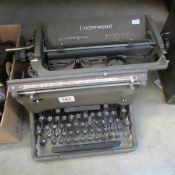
top-left (1, 0), bottom-right (175, 175)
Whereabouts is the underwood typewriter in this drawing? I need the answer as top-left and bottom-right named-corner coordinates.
top-left (8, 15), bottom-right (168, 161)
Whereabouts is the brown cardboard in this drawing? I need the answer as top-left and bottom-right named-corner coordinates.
top-left (0, 25), bottom-right (22, 144)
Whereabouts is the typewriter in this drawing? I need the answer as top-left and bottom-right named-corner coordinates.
top-left (8, 15), bottom-right (168, 161)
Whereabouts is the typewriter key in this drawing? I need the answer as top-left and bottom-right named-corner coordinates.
top-left (40, 138), bottom-right (46, 146)
top-left (68, 114), bottom-right (74, 122)
top-left (62, 132), bottom-right (66, 137)
top-left (76, 130), bottom-right (81, 135)
top-left (115, 132), bottom-right (120, 138)
top-left (124, 117), bottom-right (130, 126)
top-left (83, 112), bottom-right (89, 119)
top-left (55, 109), bottom-right (61, 114)
top-left (103, 111), bottom-right (110, 117)
top-left (62, 115), bottom-right (67, 122)
top-left (81, 137), bottom-right (85, 142)
top-left (54, 115), bottom-right (60, 122)
top-left (90, 112), bottom-right (96, 118)
top-left (47, 116), bottom-right (53, 122)
top-left (66, 123), bottom-right (72, 128)
top-left (111, 110), bottom-right (117, 116)
top-left (66, 138), bottom-right (71, 144)
top-left (88, 136), bottom-right (93, 141)
top-left (83, 129), bottom-right (87, 134)
top-left (36, 128), bottom-right (42, 136)
top-left (52, 124), bottom-right (57, 130)
top-left (103, 104), bottom-right (109, 109)
top-left (69, 130), bottom-right (73, 136)
top-left (39, 115), bottom-right (45, 122)
top-left (95, 135), bottom-right (99, 140)
top-left (51, 137), bottom-right (57, 145)
top-left (73, 121), bottom-right (79, 127)
top-left (75, 113), bottom-right (81, 120)
top-left (59, 138), bottom-right (64, 144)
top-left (101, 120), bottom-right (106, 125)
top-left (44, 125), bottom-right (50, 131)
top-left (47, 133), bottom-right (52, 138)
top-left (97, 111), bottom-right (102, 118)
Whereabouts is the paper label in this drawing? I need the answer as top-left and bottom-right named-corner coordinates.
top-left (58, 96), bottom-right (75, 103)
top-left (132, 19), bottom-right (140, 25)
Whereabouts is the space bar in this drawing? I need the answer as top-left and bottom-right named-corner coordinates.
top-left (52, 141), bottom-right (121, 153)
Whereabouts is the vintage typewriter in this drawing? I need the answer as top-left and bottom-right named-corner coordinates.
top-left (8, 15), bottom-right (168, 161)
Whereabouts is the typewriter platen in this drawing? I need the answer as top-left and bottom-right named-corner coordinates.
top-left (8, 15), bottom-right (168, 160)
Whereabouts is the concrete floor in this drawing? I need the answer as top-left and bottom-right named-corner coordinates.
top-left (1, 0), bottom-right (175, 175)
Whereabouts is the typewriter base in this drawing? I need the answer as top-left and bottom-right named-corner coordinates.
top-left (30, 104), bottom-right (137, 161)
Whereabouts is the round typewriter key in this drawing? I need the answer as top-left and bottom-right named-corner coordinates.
top-left (44, 125), bottom-right (50, 131)
top-left (90, 112), bottom-right (95, 118)
top-left (55, 132), bottom-right (59, 137)
top-left (101, 135), bottom-right (106, 140)
top-left (111, 110), bottom-right (117, 116)
top-left (66, 123), bottom-right (72, 128)
top-left (69, 130), bottom-right (73, 136)
top-left (47, 133), bottom-right (52, 138)
top-left (51, 137), bottom-right (57, 145)
top-left (52, 124), bottom-right (57, 130)
top-left (88, 136), bottom-right (93, 141)
top-left (76, 130), bottom-right (81, 135)
top-left (68, 114), bottom-right (74, 122)
top-left (83, 129), bottom-right (87, 134)
top-left (54, 115), bottom-right (60, 122)
top-left (59, 138), bottom-right (64, 144)
top-left (104, 128), bottom-right (108, 132)
top-left (116, 118), bottom-right (120, 123)
top-left (97, 128), bottom-right (102, 133)
top-left (73, 121), bottom-right (79, 127)
top-left (74, 138), bottom-right (78, 143)
top-left (95, 120), bottom-right (99, 125)
top-left (121, 107), bottom-right (127, 113)
top-left (66, 138), bottom-right (71, 144)
top-left (47, 116), bottom-right (53, 122)
top-left (97, 112), bottom-right (102, 118)
top-left (95, 135), bottom-right (99, 140)
top-left (59, 123), bottom-right (64, 129)
top-left (103, 104), bottom-right (109, 109)
top-left (62, 132), bottom-right (66, 137)
top-left (115, 132), bottom-right (120, 138)
top-left (101, 120), bottom-right (106, 125)
top-left (103, 111), bottom-right (110, 117)
top-left (61, 115), bottom-right (67, 122)
top-left (81, 122), bottom-right (85, 127)
top-left (108, 133), bottom-right (113, 139)
top-left (55, 108), bottom-right (61, 114)
top-left (109, 117), bottom-right (113, 124)
top-left (124, 117), bottom-right (130, 126)
top-left (75, 113), bottom-right (81, 120)
top-left (40, 138), bottom-right (46, 146)
top-left (36, 128), bottom-right (42, 135)
top-left (83, 112), bottom-right (89, 119)
top-left (81, 137), bottom-right (85, 142)
top-left (39, 115), bottom-right (45, 122)
top-left (90, 128), bottom-right (94, 133)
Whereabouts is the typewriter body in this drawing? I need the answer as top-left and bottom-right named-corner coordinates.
top-left (8, 15), bottom-right (168, 161)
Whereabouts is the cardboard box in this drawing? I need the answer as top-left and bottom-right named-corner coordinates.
top-left (0, 25), bottom-right (22, 143)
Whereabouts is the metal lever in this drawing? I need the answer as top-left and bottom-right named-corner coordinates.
top-left (5, 45), bottom-right (34, 52)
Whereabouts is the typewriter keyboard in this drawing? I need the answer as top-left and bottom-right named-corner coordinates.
top-left (33, 104), bottom-right (135, 158)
